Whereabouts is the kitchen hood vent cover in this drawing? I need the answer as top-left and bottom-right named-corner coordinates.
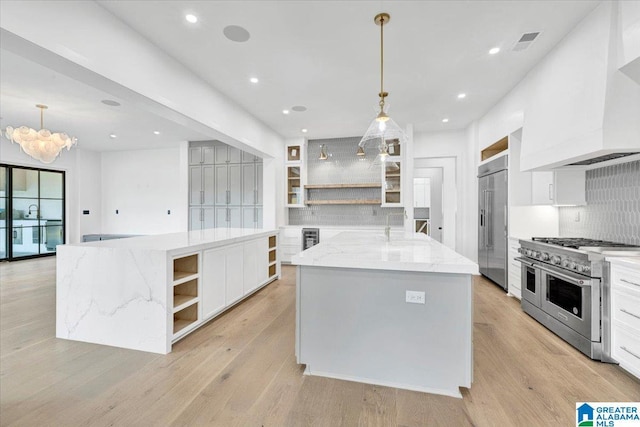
top-left (568, 152), bottom-right (640, 166)
top-left (513, 32), bottom-right (540, 51)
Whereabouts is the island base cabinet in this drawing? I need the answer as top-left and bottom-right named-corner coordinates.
top-left (202, 249), bottom-right (226, 320)
top-left (296, 266), bottom-right (473, 398)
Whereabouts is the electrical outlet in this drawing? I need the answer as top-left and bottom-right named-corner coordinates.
top-left (406, 290), bottom-right (425, 304)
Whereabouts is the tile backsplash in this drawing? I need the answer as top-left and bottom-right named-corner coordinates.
top-left (559, 160), bottom-right (640, 245)
top-left (289, 136), bottom-right (405, 227)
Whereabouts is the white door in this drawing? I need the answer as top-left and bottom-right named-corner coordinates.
top-left (214, 145), bottom-right (228, 164)
top-left (202, 165), bottom-right (215, 205)
top-left (202, 247), bottom-right (226, 319)
top-left (215, 165), bottom-right (228, 205)
top-left (225, 244), bottom-right (244, 304)
top-left (189, 207), bottom-right (202, 230)
top-left (243, 239), bottom-right (259, 294)
top-left (227, 146), bottom-right (242, 163)
top-left (228, 207), bottom-right (242, 228)
top-left (189, 166), bottom-right (202, 205)
top-left (228, 164), bottom-right (242, 205)
top-left (215, 207), bottom-right (228, 228)
top-left (202, 146), bottom-right (215, 164)
top-left (203, 207), bottom-right (215, 229)
top-left (242, 207), bottom-right (256, 228)
top-left (256, 163), bottom-right (263, 205)
top-left (189, 147), bottom-right (202, 165)
top-left (242, 164), bottom-right (256, 205)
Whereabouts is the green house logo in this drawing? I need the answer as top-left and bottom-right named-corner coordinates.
top-left (577, 403), bottom-right (594, 427)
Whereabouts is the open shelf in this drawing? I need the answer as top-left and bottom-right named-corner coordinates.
top-left (174, 303), bottom-right (198, 334)
top-left (269, 249), bottom-right (277, 263)
top-left (269, 235), bottom-right (277, 248)
top-left (268, 264), bottom-right (277, 278)
top-left (173, 279), bottom-right (198, 312)
top-left (306, 199), bottom-right (381, 205)
top-left (173, 254), bottom-right (198, 282)
top-left (287, 145), bottom-right (301, 162)
top-left (304, 183), bottom-right (381, 189)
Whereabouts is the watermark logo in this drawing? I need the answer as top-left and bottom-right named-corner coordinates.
top-left (576, 402), bottom-right (640, 427)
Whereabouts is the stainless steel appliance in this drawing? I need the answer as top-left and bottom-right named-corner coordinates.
top-left (517, 237), bottom-right (640, 361)
top-left (478, 156), bottom-right (508, 290)
top-left (302, 228), bottom-right (320, 250)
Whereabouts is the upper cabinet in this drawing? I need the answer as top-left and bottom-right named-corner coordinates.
top-left (285, 142), bottom-right (306, 207)
top-left (214, 144), bottom-right (242, 164)
top-left (189, 144), bottom-right (215, 165)
top-left (521, 2), bottom-right (640, 171)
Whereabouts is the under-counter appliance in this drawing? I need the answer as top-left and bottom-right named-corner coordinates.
top-left (478, 156), bottom-right (508, 290)
top-left (302, 228), bottom-right (320, 250)
top-left (517, 237), bottom-right (640, 361)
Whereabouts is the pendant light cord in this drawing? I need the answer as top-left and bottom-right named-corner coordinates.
top-left (379, 14), bottom-right (385, 108)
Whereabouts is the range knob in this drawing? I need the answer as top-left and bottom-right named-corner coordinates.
top-left (568, 261), bottom-right (577, 270)
top-left (525, 249), bottom-right (533, 256)
top-left (562, 259), bottom-right (570, 268)
top-left (577, 265), bottom-right (591, 274)
top-left (540, 252), bottom-right (550, 261)
top-left (551, 255), bottom-right (561, 265)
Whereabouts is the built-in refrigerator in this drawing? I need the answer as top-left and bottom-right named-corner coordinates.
top-left (478, 156), bottom-right (508, 290)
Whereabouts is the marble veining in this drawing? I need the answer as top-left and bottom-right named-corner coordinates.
top-left (291, 232), bottom-right (478, 274)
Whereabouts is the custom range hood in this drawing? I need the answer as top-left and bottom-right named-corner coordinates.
top-left (520, 1), bottom-right (640, 171)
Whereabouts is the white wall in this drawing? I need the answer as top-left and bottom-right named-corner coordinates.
top-left (76, 149), bottom-right (102, 239)
top-left (100, 148), bottom-right (187, 235)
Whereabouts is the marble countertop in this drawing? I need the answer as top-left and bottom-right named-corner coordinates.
top-left (291, 231), bottom-right (479, 274)
top-left (64, 228), bottom-right (277, 253)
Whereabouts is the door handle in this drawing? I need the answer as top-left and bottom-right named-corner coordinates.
top-left (200, 208), bottom-right (203, 222)
top-left (548, 184), bottom-right (553, 201)
top-left (226, 208), bottom-right (230, 222)
top-left (200, 190), bottom-right (204, 205)
top-left (226, 190), bottom-right (230, 205)
top-left (254, 190), bottom-right (258, 205)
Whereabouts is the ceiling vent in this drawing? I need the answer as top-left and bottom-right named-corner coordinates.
top-left (513, 32), bottom-right (540, 51)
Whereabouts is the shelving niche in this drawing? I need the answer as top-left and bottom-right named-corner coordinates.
top-left (172, 253), bottom-right (200, 335)
top-left (304, 183), bottom-right (382, 205)
top-left (268, 235), bottom-right (277, 278)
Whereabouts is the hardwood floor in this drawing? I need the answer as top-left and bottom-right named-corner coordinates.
top-left (1, 258), bottom-right (639, 426)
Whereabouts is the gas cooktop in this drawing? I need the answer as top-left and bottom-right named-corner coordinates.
top-left (531, 237), bottom-right (637, 250)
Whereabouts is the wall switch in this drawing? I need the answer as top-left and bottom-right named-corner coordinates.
top-left (116, 209), bottom-right (119, 214)
top-left (82, 210), bottom-right (90, 215)
top-left (406, 290), bottom-right (425, 304)
top-left (167, 210), bottom-right (171, 215)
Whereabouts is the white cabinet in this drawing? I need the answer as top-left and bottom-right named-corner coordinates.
top-left (189, 165), bottom-right (214, 205)
top-left (382, 158), bottom-right (402, 207)
top-left (243, 237), bottom-right (270, 295)
top-left (279, 226), bottom-right (302, 263)
top-left (214, 144), bottom-right (242, 164)
top-left (189, 145), bottom-right (214, 165)
top-left (242, 163), bottom-right (256, 205)
top-left (214, 164), bottom-right (241, 205)
top-left (225, 244), bottom-right (245, 305)
top-left (508, 238), bottom-right (521, 300)
top-left (531, 170), bottom-right (586, 206)
top-left (201, 247), bottom-right (226, 319)
top-left (610, 259), bottom-right (640, 379)
top-left (286, 142), bottom-right (306, 207)
top-left (190, 207), bottom-right (215, 230)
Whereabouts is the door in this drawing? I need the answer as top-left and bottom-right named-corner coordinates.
top-left (190, 207), bottom-right (202, 230)
top-left (478, 175), bottom-right (489, 275)
top-left (189, 166), bottom-right (203, 205)
top-left (215, 165), bottom-right (228, 205)
top-left (228, 164), bottom-right (242, 205)
top-left (256, 163), bottom-right (263, 205)
top-left (228, 207), bottom-right (242, 228)
top-left (480, 170), bottom-right (508, 289)
top-left (215, 207), bottom-right (228, 228)
top-left (243, 239), bottom-right (259, 294)
top-left (202, 247), bottom-right (226, 319)
top-left (203, 207), bottom-right (215, 229)
top-left (202, 165), bottom-right (214, 205)
top-left (242, 164), bottom-right (256, 205)
top-left (225, 244), bottom-right (244, 304)
top-left (0, 166), bottom-right (6, 260)
top-left (242, 207), bottom-right (256, 229)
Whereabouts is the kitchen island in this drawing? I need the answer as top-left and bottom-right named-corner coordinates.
top-left (56, 228), bottom-right (279, 354)
top-left (291, 231), bottom-right (478, 397)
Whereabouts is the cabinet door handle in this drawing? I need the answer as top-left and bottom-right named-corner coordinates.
top-left (226, 190), bottom-right (230, 205)
top-left (620, 308), bottom-right (640, 320)
top-left (254, 208), bottom-right (257, 223)
top-left (200, 190), bottom-right (204, 205)
top-left (226, 208), bottom-right (230, 222)
top-left (200, 208), bottom-right (204, 222)
top-left (621, 278), bottom-right (640, 288)
top-left (254, 189), bottom-right (258, 205)
top-left (621, 346), bottom-right (640, 360)
top-left (548, 184), bottom-right (553, 201)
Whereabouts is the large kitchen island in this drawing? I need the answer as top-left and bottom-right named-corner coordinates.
top-left (56, 228), bottom-right (279, 354)
top-left (291, 231), bottom-right (479, 398)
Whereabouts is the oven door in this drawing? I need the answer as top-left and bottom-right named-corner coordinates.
top-left (538, 264), bottom-right (598, 340)
top-left (517, 257), bottom-right (542, 308)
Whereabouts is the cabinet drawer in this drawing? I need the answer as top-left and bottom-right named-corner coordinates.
top-left (612, 291), bottom-right (640, 331)
top-left (612, 325), bottom-right (640, 379)
top-left (612, 265), bottom-right (640, 295)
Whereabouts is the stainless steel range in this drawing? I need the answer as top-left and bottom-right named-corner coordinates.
top-left (517, 237), bottom-right (640, 361)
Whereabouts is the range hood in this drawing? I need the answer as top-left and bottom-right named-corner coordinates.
top-left (520, 1), bottom-right (640, 172)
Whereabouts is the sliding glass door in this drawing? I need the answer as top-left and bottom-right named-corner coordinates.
top-left (0, 164), bottom-right (65, 261)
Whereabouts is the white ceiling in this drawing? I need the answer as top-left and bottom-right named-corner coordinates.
top-left (1, 0), bottom-right (601, 151)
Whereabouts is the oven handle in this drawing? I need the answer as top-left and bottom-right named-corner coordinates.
top-left (514, 257), bottom-right (535, 267)
top-left (537, 263), bottom-right (591, 287)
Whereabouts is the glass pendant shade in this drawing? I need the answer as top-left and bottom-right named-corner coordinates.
top-left (3, 105), bottom-right (77, 164)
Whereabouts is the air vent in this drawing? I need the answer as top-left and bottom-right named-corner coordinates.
top-left (513, 32), bottom-right (540, 51)
top-left (568, 152), bottom-right (640, 166)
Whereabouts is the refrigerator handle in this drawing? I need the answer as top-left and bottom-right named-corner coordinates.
top-left (487, 190), bottom-right (493, 247)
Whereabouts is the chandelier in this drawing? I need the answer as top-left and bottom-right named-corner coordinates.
top-left (358, 13), bottom-right (407, 159)
top-left (4, 104), bottom-right (78, 164)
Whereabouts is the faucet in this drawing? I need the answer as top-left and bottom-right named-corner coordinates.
top-left (28, 204), bottom-right (39, 218)
top-left (385, 210), bottom-right (407, 242)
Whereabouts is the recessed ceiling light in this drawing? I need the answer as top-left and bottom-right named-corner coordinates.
top-left (109, 133), bottom-right (117, 138)
top-left (301, 128), bottom-right (308, 133)
top-left (291, 105), bottom-right (307, 112)
top-left (185, 14), bottom-right (198, 24)
top-left (457, 93), bottom-right (466, 99)
top-left (489, 47), bottom-right (500, 55)
top-left (249, 77), bottom-right (259, 84)
top-left (153, 130), bottom-right (160, 135)
top-left (442, 118), bottom-right (449, 123)
top-left (101, 99), bottom-right (121, 107)
top-left (282, 110), bottom-right (290, 115)
top-left (223, 25), bottom-right (251, 42)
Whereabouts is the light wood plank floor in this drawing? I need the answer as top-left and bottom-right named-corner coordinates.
top-left (1, 257), bottom-right (639, 426)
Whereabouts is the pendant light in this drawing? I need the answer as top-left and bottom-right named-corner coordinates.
top-left (319, 144), bottom-right (328, 160)
top-left (358, 12), bottom-right (407, 157)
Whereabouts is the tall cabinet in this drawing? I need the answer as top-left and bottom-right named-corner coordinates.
top-left (189, 141), bottom-right (263, 230)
